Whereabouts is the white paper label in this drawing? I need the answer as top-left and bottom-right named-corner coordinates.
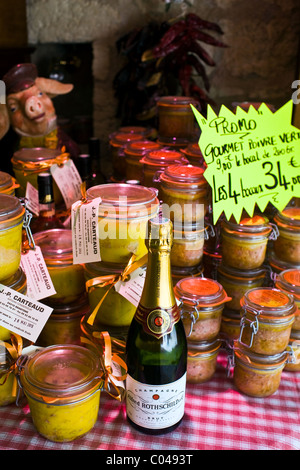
top-left (50, 159), bottom-right (82, 208)
top-left (0, 284), bottom-right (53, 342)
top-left (115, 266), bottom-right (146, 307)
top-left (126, 373), bottom-right (186, 430)
top-left (71, 197), bottom-right (101, 264)
top-left (20, 246), bottom-right (56, 300)
top-left (25, 182), bottom-right (39, 216)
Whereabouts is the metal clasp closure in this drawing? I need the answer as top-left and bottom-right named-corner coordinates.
top-left (268, 222), bottom-right (280, 241)
top-left (179, 298), bottom-right (199, 337)
top-left (239, 306), bottom-right (260, 348)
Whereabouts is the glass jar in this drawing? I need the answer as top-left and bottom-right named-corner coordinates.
top-left (11, 147), bottom-right (69, 204)
top-left (217, 264), bottom-right (267, 312)
top-left (0, 347), bottom-right (18, 406)
top-left (119, 125), bottom-right (156, 140)
top-left (202, 249), bottom-right (222, 280)
top-left (109, 132), bottom-right (144, 179)
top-left (275, 268), bottom-right (300, 331)
top-left (86, 183), bottom-right (159, 265)
top-left (220, 310), bottom-right (241, 342)
top-left (159, 164), bottom-right (208, 223)
top-left (273, 207), bottom-right (300, 263)
top-left (267, 250), bottom-right (300, 277)
top-left (37, 296), bottom-right (90, 347)
top-left (156, 96), bottom-right (198, 142)
top-left (33, 229), bottom-right (85, 305)
top-left (171, 264), bottom-right (203, 287)
top-left (233, 341), bottom-right (291, 397)
top-left (180, 143), bottom-right (206, 169)
top-left (124, 140), bottom-right (161, 182)
top-left (83, 261), bottom-right (137, 331)
top-left (285, 330), bottom-right (300, 371)
top-left (187, 338), bottom-right (221, 384)
top-left (174, 276), bottom-right (230, 341)
top-left (140, 149), bottom-right (188, 192)
top-left (0, 194), bottom-right (25, 282)
top-left (0, 267), bottom-right (27, 341)
top-left (0, 171), bottom-right (19, 196)
top-left (221, 214), bottom-right (276, 269)
top-left (19, 345), bottom-right (102, 442)
top-left (171, 222), bottom-right (208, 267)
top-left (239, 287), bottom-right (296, 355)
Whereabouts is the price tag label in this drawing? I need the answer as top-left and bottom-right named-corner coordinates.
top-left (0, 284), bottom-right (53, 343)
top-left (20, 246), bottom-right (56, 300)
top-left (25, 182), bottom-right (39, 216)
top-left (50, 159), bottom-right (82, 209)
top-left (192, 100), bottom-right (300, 223)
top-left (71, 197), bottom-right (102, 264)
top-left (115, 266), bottom-right (146, 307)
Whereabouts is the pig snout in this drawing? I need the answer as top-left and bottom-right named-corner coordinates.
top-left (25, 95), bottom-right (45, 119)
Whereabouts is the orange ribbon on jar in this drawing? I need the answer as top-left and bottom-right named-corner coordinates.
top-left (0, 333), bottom-right (23, 397)
top-left (14, 147), bottom-right (70, 176)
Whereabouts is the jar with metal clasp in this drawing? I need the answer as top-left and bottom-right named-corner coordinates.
top-left (180, 142), bottom-right (206, 169)
top-left (124, 140), bottom-right (161, 182)
top-left (109, 132), bottom-right (144, 180)
top-left (273, 207), bottom-right (300, 264)
top-left (171, 222), bottom-right (211, 268)
top-left (0, 171), bottom-right (19, 196)
top-left (187, 338), bottom-right (222, 384)
top-left (275, 268), bottom-right (300, 331)
top-left (285, 330), bottom-right (300, 371)
top-left (156, 96), bottom-right (199, 143)
top-left (0, 267), bottom-right (27, 341)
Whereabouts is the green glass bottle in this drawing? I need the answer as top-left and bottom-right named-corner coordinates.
top-left (125, 216), bottom-right (187, 434)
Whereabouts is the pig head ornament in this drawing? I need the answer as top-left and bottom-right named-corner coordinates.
top-left (0, 63), bottom-right (80, 160)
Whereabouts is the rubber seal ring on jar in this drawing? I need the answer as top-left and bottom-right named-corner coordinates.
top-left (268, 222), bottom-right (280, 240)
top-left (239, 307), bottom-right (260, 348)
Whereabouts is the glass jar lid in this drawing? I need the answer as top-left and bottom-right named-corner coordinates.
top-left (0, 194), bottom-right (25, 229)
top-left (217, 263), bottom-right (267, 283)
top-left (20, 345), bottom-right (101, 402)
top-left (0, 171), bottom-right (14, 192)
top-left (86, 183), bottom-right (159, 219)
top-left (119, 126), bottom-right (154, 137)
top-left (222, 214), bottom-right (272, 238)
top-left (187, 338), bottom-right (221, 357)
top-left (12, 147), bottom-right (64, 165)
top-left (268, 249), bottom-right (300, 273)
top-left (124, 140), bottom-right (161, 158)
top-left (174, 276), bottom-right (230, 307)
top-left (33, 229), bottom-right (73, 264)
top-left (233, 340), bottom-right (289, 369)
top-left (274, 207), bottom-right (300, 231)
top-left (140, 149), bottom-right (187, 168)
top-left (109, 132), bottom-right (144, 147)
top-left (157, 95), bottom-right (198, 109)
top-left (275, 269), bottom-right (300, 301)
top-left (241, 287), bottom-right (296, 318)
top-left (160, 164), bottom-right (207, 189)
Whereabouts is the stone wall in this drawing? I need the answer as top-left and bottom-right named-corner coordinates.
top-left (26, 0), bottom-right (300, 140)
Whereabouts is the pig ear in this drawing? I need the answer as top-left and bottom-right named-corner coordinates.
top-left (0, 104), bottom-right (10, 140)
top-left (35, 77), bottom-right (74, 98)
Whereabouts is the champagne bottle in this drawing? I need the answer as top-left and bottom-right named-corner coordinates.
top-left (30, 172), bottom-right (63, 233)
top-left (125, 216), bottom-right (187, 434)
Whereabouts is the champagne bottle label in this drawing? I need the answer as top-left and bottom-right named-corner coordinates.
top-left (126, 373), bottom-right (186, 430)
top-left (135, 304), bottom-right (181, 339)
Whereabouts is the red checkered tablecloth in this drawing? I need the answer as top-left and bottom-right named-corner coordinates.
top-left (0, 354), bottom-right (299, 451)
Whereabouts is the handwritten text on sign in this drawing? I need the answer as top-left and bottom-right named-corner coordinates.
top-left (192, 100), bottom-right (300, 223)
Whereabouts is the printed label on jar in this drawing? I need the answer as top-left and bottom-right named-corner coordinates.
top-left (126, 374), bottom-right (186, 430)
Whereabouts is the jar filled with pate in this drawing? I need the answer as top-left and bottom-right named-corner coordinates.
top-left (124, 140), bottom-right (161, 182)
top-left (187, 338), bottom-right (221, 384)
top-left (273, 207), bottom-right (300, 264)
top-left (275, 268), bottom-right (300, 331)
top-left (171, 222), bottom-right (209, 268)
top-left (156, 96), bottom-right (198, 143)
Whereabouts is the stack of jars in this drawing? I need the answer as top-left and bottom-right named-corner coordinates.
top-left (217, 214), bottom-right (276, 341)
top-left (174, 276), bottom-right (231, 384)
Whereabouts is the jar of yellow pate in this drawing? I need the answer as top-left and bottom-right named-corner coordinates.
top-left (86, 183), bottom-right (159, 265)
top-left (273, 207), bottom-right (300, 263)
top-left (285, 330), bottom-right (300, 371)
top-left (109, 132), bottom-right (144, 179)
top-left (0, 344), bottom-right (19, 406)
top-left (275, 268), bottom-right (300, 331)
top-left (174, 276), bottom-right (231, 341)
top-left (187, 338), bottom-right (221, 384)
top-left (0, 267), bottom-right (27, 341)
top-left (156, 96), bottom-right (198, 142)
top-left (37, 296), bottom-right (90, 347)
top-left (124, 140), bottom-right (161, 182)
top-left (33, 229), bottom-right (85, 305)
top-left (239, 287), bottom-right (296, 355)
top-left (0, 171), bottom-right (19, 196)
top-left (180, 142), bottom-right (206, 168)
top-left (11, 147), bottom-right (69, 204)
top-left (18, 345), bottom-right (102, 442)
top-left (233, 341), bottom-right (292, 397)
top-left (0, 194), bottom-right (25, 282)
top-left (159, 164), bottom-right (208, 223)
top-left (171, 222), bottom-right (208, 267)
top-left (217, 263), bottom-right (267, 313)
top-left (221, 214), bottom-right (277, 269)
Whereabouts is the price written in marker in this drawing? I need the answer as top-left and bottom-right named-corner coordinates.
top-left (192, 100), bottom-right (300, 223)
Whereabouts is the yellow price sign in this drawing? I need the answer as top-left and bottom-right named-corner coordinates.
top-left (192, 100), bottom-right (300, 224)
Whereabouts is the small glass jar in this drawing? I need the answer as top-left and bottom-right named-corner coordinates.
top-left (267, 250), bottom-right (300, 277)
top-left (124, 140), bottom-right (161, 182)
top-left (220, 310), bottom-right (241, 342)
top-left (140, 149), bottom-right (188, 192)
top-left (285, 330), bottom-right (300, 371)
top-left (217, 264), bottom-right (267, 312)
top-left (221, 214), bottom-right (276, 269)
top-left (174, 276), bottom-right (230, 341)
top-left (0, 194), bottom-right (25, 282)
top-left (119, 125), bottom-right (156, 139)
top-left (187, 338), bottom-right (221, 384)
top-left (0, 171), bottom-right (19, 196)
top-left (0, 348), bottom-right (18, 406)
top-left (180, 143), bottom-right (206, 169)
top-left (275, 268), bottom-right (300, 331)
top-left (202, 249), bottom-right (222, 280)
top-left (19, 345), bottom-right (102, 442)
top-left (171, 264), bottom-right (203, 287)
top-left (83, 261), bottom-right (137, 331)
top-left (156, 96), bottom-right (198, 142)
top-left (11, 147), bottom-right (69, 204)
top-left (171, 222), bottom-right (208, 267)
top-left (159, 164), bottom-right (208, 223)
top-left (86, 183), bottom-right (159, 265)
top-left (109, 132), bottom-right (144, 179)
top-left (33, 229), bottom-right (85, 305)
top-left (0, 267), bottom-right (27, 341)
top-left (37, 296), bottom-right (90, 347)
top-left (233, 341), bottom-right (291, 397)
top-left (239, 287), bottom-right (296, 355)
top-left (273, 207), bottom-right (300, 264)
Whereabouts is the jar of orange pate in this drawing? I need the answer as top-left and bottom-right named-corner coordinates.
top-left (275, 268), bottom-right (300, 331)
top-left (124, 140), bottom-right (161, 182)
top-left (109, 132), bottom-right (144, 179)
top-left (284, 330), bottom-right (300, 371)
top-left (0, 171), bottom-right (19, 196)
top-left (181, 142), bottom-right (206, 169)
top-left (273, 207), bottom-right (300, 264)
top-left (156, 96), bottom-right (198, 142)
top-left (171, 222), bottom-right (209, 267)
top-left (187, 338), bottom-right (221, 383)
